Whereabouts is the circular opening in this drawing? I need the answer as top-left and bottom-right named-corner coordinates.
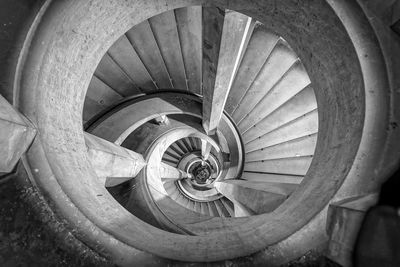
top-left (19, 0), bottom-right (366, 262)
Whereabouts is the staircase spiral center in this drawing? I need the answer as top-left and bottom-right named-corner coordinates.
top-left (192, 162), bottom-right (212, 184)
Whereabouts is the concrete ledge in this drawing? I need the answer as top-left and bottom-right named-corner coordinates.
top-left (326, 194), bottom-right (378, 267)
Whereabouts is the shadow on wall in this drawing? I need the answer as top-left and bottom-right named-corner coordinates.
top-left (354, 165), bottom-right (400, 267)
top-left (0, 172), bottom-right (343, 267)
top-left (0, 178), bottom-right (109, 266)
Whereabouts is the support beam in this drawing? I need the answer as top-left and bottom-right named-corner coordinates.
top-left (0, 94), bottom-right (36, 173)
top-left (202, 10), bottom-right (254, 135)
top-left (233, 202), bottom-right (254, 217)
top-left (202, 6), bottom-right (224, 121)
top-left (214, 181), bottom-right (254, 217)
top-left (157, 162), bottom-right (190, 181)
top-left (84, 132), bottom-right (146, 187)
top-left (214, 179), bottom-right (287, 214)
top-left (153, 115), bottom-right (169, 125)
top-left (201, 139), bottom-right (212, 161)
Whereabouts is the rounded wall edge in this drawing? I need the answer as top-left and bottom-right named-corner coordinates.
top-left (358, 0), bottom-right (400, 181)
top-left (9, 0), bottom-right (393, 265)
top-left (326, 0), bottom-right (395, 200)
top-left (0, 0), bottom-right (47, 104)
top-left (243, 0), bottom-right (397, 265)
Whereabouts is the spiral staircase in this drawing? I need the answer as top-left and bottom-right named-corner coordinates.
top-left (0, 0), bottom-right (400, 266)
top-left (81, 8), bottom-right (318, 226)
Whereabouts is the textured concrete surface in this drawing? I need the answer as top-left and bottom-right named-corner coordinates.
top-left (0, 0), bottom-right (45, 104)
top-left (326, 194), bottom-right (378, 267)
top-left (4, 0), bottom-right (397, 264)
top-left (202, 10), bottom-right (252, 135)
top-left (84, 132), bottom-right (146, 187)
top-left (0, 174), bottom-right (341, 266)
top-left (15, 0), bottom-right (370, 263)
top-left (0, 178), bottom-right (109, 267)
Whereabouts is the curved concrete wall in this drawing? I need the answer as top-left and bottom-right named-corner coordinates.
top-left (1, 0), bottom-right (396, 265)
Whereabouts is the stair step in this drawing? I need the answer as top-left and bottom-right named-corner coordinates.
top-left (149, 10), bottom-right (188, 90)
top-left (225, 27), bottom-right (280, 115)
top-left (245, 109), bottom-right (318, 152)
top-left (188, 199), bottom-right (196, 211)
top-left (200, 202), bottom-right (208, 215)
top-left (126, 20), bottom-right (172, 88)
top-left (181, 196), bottom-right (191, 209)
top-left (238, 60), bottom-right (311, 133)
top-left (214, 199), bottom-right (227, 217)
top-left (244, 156), bottom-right (313, 176)
top-left (242, 85), bottom-right (317, 143)
top-left (242, 172), bottom-right (303, 184)
top-left (188, 137), bottom-right (198, 151)
top-left (221, 198), bottom-right (235, 217)
top-left (170, 142), bottom-right (186, 156)
top-left (232, 40), bottom-right (299, 125)
top-left (175, 139), bottom-right (189, 154)
top-left (181, 138), bottom-right (193, 152)
top-left (95, 53), bottom-right (140, 96)
top-left (245, 133), bottom-right (317, 162)
top-left (207, 202), bottom-right (219, 217)
top-left (164, 150), bottom-right (181, 161)
top-left (108, 34), bottom-right (156, 91)
top-left (163, 151), bottom-right (180, 162)
top-left (84, 76), bottom-right (123, 123)
top-left (224, 180), bottom-right (297, 196)
top-left (194, 201), bottom-right (201, 213)
top-left (174, 6), bottom-right (202, 94)
top-left (162, 154), bottom-right (180, 166)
